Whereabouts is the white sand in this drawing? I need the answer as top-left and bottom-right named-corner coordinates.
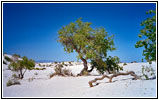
top-left (2, 55), bottom-right (156, 98)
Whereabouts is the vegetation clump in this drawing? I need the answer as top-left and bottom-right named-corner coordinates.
top-left (135, 10), bottom-right (156, 63)
top-left (91, 56), bottom-right (123, 75)
top-left (123, 63), bottom-right (127, 66)
top-left (4, 56), bottom-right (13, 62)
top-left (6, 79), bottom-right (20, 87)
top-left (8, 56), bottom-right (35, 79)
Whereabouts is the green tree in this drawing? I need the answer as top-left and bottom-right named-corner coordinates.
top-left (58, 18), bottom-right (115, 75)
top-left (135, 10), bottom-right (156, 63)
top-left (9, 56), bottom-right (35, 79)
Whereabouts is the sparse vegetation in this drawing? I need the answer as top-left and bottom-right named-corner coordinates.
top-left (8, 56), bottom-right (35, 79)
top-left (123, 63), bottom-right (127, 66)
top-left (50, 64), bottom-right (74, 78)
top-left (34, 67), bottom-right (46, 70)
top-left (91, 56), bottom-right (123, 75)
top-left (142, 65), bottom-right (155, 80)
top-left (6, 79), bottom-right (20, 87)
top-left (4, 56), bottom-right (13, 62)
top-left (3, 60), bottom-right (7, 65)
top-left (12, 73), bottom-right (18, 79)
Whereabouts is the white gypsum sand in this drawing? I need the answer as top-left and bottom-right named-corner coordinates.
top-left (2, 55), bottom-right (156, 97)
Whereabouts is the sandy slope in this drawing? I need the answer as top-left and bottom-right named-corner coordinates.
top-left (2, 60), bottom-right (156, 98)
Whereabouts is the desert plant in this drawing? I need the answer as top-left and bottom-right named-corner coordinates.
top-left (142, 65), bottom-right (155, 80)
top-left (12, 73), bottom-right (18, 79)
top-left (6, 79), bottom-right (20, 87)
top-left (3, 60), bottom-right (7, 65)
top-left (135, 10), bottom-right (156, 63)
top-left (54, 64), bottom-right (73, 77)
top-left (63, 68), bottom-right (72, 76)
top-left (4, 56), bottom-right (13, 62)
top-left (91, 56), bottom-right (123, 75)
top-left (39, 63), bottom-right (41, 67)
top-left (123, 63), bottom-right (127, 66)
top-left (58, 18), bottom-right (116, 75)
top-left (62, 62), bottom-right (65, 65)
top-left (8, 56), bottom-right (35, 79)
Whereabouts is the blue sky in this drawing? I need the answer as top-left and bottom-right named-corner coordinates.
top-left (3, 3), bottom-right (156, 62)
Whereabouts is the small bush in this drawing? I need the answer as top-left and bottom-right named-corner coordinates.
top-left (4, 56), bottom-right (13, 62)
top-left (6, 79), bottom-right (20, 87)
top-left (62, 62), bottom-right (65, 65)
top-left (142, 65), bottom-right (155, 80)
top-left (39, 63), bottom-right (41, 67)
top-left (12, 73), bottom-right (18, 79)
top-left (6, 80), bottom-right (12, 86)
top-left (34, 67), bottom-right (46, 70)
top-left (54, 64), bottom-right (73, 77)
top-left (54, 62), bottom-right (57, 64)
top-left (63, 68), bottom-right (72, 76)
top-left (3, 60), bottom-right (7, 65)
top-left (123, 63), bottom-right (127, 66)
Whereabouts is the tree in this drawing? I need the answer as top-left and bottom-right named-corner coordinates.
top-left (9, 56), bottom-right (35, 79)
top-left (58, 18), bottom-right (115, 75)
top-left (135, 10), bottom-right (156, 63)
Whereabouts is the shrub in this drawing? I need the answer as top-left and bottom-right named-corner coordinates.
top-left (54, 62), bottom-right (57, 64)
top-left (39, 63), bottom-right (41, 67)
top-left (34, 67), bottom-right (46, 70)
top-left (8, 56), bottom-right (35, 79)
top-left (12, 73), bottom-right (18, 79)
top-left (62, 62), bottom-right (65, 65)
top-left (4, 56), bottom-right (13, 62)
top-left (123, 63), bottom-right (127, 66)
top-left (6, 79), bottom-right (20, 87)
top-left (54, 64), bottom-right (73, 76)
top-left (54, 65), bottom-right (62, 75)
top-left (6, 80), bottom-right (12, 86)
top-left (142, 65), bottom-right (155, 80)
top-left (3, 60), bottom-right (7, 65)
top-left (63, 68), bottom-right (72, 76)
top-left (91, 56), bottom-right (123, 74)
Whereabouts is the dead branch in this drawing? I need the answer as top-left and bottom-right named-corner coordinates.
top-left (88, 71), bottom-right (140, 87)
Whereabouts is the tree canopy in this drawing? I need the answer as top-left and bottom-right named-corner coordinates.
top-left (58, 18), bottom-right (116, 74)
top-left (135, 10), bottom-right (156, 63)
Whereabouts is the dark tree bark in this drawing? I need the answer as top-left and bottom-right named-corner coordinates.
top-left (88, 71), bottom-right (141, 87)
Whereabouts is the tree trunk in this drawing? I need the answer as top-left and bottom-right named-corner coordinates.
top-left (79, 57), bottom-right (88, 75)
top-left (19, 69), bottom-right (24, 79)
top-left (88, 71), bottom-right (141, 87)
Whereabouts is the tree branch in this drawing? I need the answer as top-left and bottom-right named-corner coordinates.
top-left (88, 71), bottom-right (141, 87)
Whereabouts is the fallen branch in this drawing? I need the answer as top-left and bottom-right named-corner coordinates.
top-left (88, 71), bottom-right (140, 87)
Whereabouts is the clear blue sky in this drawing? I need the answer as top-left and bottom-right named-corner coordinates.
top-left (3, 3), bottom-right (156, 62)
